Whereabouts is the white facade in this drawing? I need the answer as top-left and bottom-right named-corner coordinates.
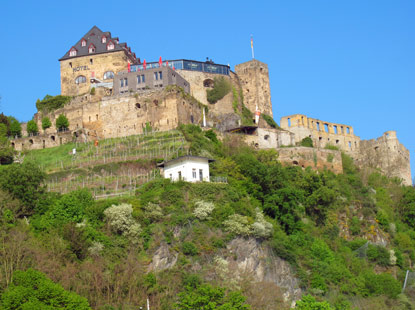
top-left (161, 156), bottom-right (211, 182)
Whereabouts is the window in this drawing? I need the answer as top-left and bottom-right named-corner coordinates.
top-left (137, 75), bottom-right (140, 84)
top-left (346, 127), bottom-right (350, 134)
top-left (154, 72), bottom-right (158, 80)
top-left (287, 118), bottom-right (291, 127)
top-left (141, 74), bottom-right (145, 83)
top-left (199, 169), bottom-right (203, 181)
top-left (124, 78), bottom-right (128, 86)
top-left (90, 58), bottom-right (93, 64)
top-left (178, 171), bottom-right (182, 180)
top-left (101, 36), bottom-right (106, 43)
top-left (192, 169), bottom-right (197, 179)
top-left (103, 71), bottom-right (114, 80)
top-left (81, 39), bottom-right (86, 47)
top-left (107, 41), bottom-right (114, 50)
top-left (159, 71), bottom-right (162, 80)
top-left (69, 47), bottom-right (77, 57)
top-left (75, 75), bottom-right (86, 84)
top-left (333, 125), bottom-right (338, 134)
top-left (324, 123), bottom-right (329, 133)
top-left (120, 79), bottom-right (124, 87)
top-left (88, 44), bottom-right (96, 53)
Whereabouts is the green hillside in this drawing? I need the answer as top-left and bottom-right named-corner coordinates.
top-left (0, 124), bottom-right (414, 309)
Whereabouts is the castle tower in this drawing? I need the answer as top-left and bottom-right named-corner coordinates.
top-left (235, 59), bottom-right (273, 118)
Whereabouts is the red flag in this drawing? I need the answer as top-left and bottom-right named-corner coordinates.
top-left (172, 65), bottom-right (175, 70)
top-left (143, 59), bottom-right (147, 70)
top-left (159, 56), bottom-right (162, 68)
top-left (127, 63), bottom-right (131, 73)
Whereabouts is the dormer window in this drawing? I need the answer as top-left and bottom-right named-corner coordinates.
top-left (114, 39), bottom-right (118, 44)
top-left (107, 41), bottom-right (114, 51)
top-left (81, 39), bottom-right (86, 47)
top-left (69, 47), bottom-right (77, 57)
top-left (88, 44), bottom-right (96, 54)
top-left (102, 36), bottom-right (106, 43)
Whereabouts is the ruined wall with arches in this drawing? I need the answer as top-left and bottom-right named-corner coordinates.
top-left (280, 114), bottom-right (361, 152)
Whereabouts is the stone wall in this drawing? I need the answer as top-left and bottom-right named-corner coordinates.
top-left (235, 60), bottom-right (273, 117)
top-left (276, 147), bottom-right (343, 174)
top-left (244, 128), bottom-right (295, 149)
top-left (60, 51), bottom-right (129, 96)
top-left (13, 88), bottom-right (203, 150)
top-left (357, 131), bottom-right (411, 185)
top-left (280, 114), bottom-right (361, 153)
top-left (11, 131), bottom-right (74, 151)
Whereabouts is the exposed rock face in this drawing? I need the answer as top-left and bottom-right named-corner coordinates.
top-left (226, 238), bottom-right (302, 302)
top-left (148, 242), bottom-right (178, 272)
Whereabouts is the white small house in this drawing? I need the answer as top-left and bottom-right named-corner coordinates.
top-left (158, 156), bottom-right (214, 182)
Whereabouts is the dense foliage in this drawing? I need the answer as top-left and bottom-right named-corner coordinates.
top-left (41, 116), bottom-right (52, 130)
top-left (36, 94), bottom-right (71, 112)
top-left (0, 123), bottom-right (413, 309)
top-left (262, 114), bottom-right (280, 129)
top-left (206, 77), bottom-right (231, 104)
top-left (56, 114), bottom-right (69, 131)
top-left (27, 119), bottom-right (39, 135)
top-left (300, 137), bottom-right (314, 147)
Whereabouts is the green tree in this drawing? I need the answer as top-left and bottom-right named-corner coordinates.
top-left (7, 117), bottom-right (21, 138)
top-left (0, 123), bottom-right (7, 137)
top-left (0, 161), bottom-right (46, 215)
top-left (0, 269), bottom-right (91, 310)
top-left (26, 120), bottom-right (39, 135)
top-left (176, 284), bottom-right (251, 310)
top-left (56, 114), bottom-right (69, 131)
top-left (206, 77), bottom-right (231, 104)
top-left (300, 137), bottom-right (314, 147)
top-left (295, 295), bottom-right (333, 309)
top-left (0, 137), bottom-right (14, 165)
top-left (41, 116), bottom-right (52, 131)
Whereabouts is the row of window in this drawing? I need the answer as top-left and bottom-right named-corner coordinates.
top-left (170, 169), bottom-right (203, 181)
top-left (120, 72), bottom-right (163, 88)
top-left (74, 71), bottom-right (114, 84)
top-left (69, 40), bottom-right (115, 57)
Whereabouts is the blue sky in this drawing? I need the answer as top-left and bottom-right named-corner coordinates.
top-left (0, 0), bottom-right (414, 179)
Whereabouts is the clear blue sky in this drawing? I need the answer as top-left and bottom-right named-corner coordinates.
top-left (1, 0), bottom-right (414, 180)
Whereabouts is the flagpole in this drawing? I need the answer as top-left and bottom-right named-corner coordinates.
top-left (251, 35), bottom-right (255, 59)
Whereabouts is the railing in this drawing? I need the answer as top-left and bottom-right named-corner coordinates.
top-left (211, 176), bottom-right (228, 183)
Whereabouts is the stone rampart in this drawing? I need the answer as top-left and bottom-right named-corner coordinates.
top-left (276, 147), bottom-right (343, 174)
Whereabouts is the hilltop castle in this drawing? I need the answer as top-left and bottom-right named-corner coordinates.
top-left (11, 26), bottom-right (411, 185)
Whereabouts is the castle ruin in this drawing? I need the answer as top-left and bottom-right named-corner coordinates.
top-left (10, 26), bottom-right (411, 185)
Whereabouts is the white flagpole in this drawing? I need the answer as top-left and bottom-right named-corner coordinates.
top-left (147, 298), bottom-right (150, 310)
top-left (251, 35), bottom-right (255, 59)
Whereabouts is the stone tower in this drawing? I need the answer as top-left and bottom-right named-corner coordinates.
top-left (235, 59), bottom-right (273, 117)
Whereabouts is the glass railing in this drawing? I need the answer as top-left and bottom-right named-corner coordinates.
top-left (130, 60), bottom-right (229, 75)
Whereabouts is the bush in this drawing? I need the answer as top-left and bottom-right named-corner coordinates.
top-left (41, 116), bottom-right (52, 130)
top-left (104, 203), bottom-right (142, 243)
top-left (300, 137), bottom-right (314, 147)
top-left (56, 114), bottom-right (69, 131)
top-left (90, 87), bottom-right (96, 95)
top-left (36, 94), bottom-right (71, 112)
top-left (7, 116), bottom-right (21, 138)
top-left (143, 202), bottom-right (163, 221)
top-left (367, 244), bottom-right (390, 266)
top-left (363, 272), bottom-right (401, 298)
top-left (206, 77), bottom-right (231, 104)
top-left (0, 269), bottom-right (91, 309)
top-left (295, 294), bottom-right (333, 309)
top-left (261, 114), bottom-right (279, 129)
top-left (182, 241), bottom-right (198, 256)
top-left (251, 209), bottom-right (273, 238)
top-left (223, 214), bottom-right (252, 236)
top-left (26, 120), bottom-right (39, 135)
top-left (193, 200), bottom-right (215, 220)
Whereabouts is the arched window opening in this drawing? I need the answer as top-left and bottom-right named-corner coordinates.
top-left (51, 135), bottom-right (55, 141)
top-left (103, 71), bottom-right (114, 80)
top-left (75, 75), bottom-right (86, 84)
top-left (135, 103), bottom-right (141, 109)
top-left (264, 135), bottom-right (270, 141)
top-left (101, 36), bottom-right (106, 43)
top-left (293, 161), bottom-right (299, 165)
top-left (29, 139), bottom-right (34, 145)
top-left (81, 39), bottom-right (86, 47)
top-left (203, 79), bottom-right (214, 88)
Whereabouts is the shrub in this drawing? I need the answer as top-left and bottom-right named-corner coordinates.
top-left (56, 114), bottom-right (69, 131)
top-left (0, 123), bottom-right (7, 138)
top-left (7, 116), bottom-right (21, 138)
top-left (262, 114), bottom-right (280, 129)
top-left (300, 137), bottom-right (313, 147)
top-left (367, 244), bottom-right (390, 266)
top-left (36, 94), bottom-right (71, 112)
top-left (223, 214), bottom-right (252, 236)
top-left (0, 269), bottom-right (91, 310)
top-left (90, 87), bottom-right (96, 95)
top-left (26, 120), bottom-right (39, 135)
top-left (41, 116), bottom-right (52, 130)
top-left (193, 200), bottom-right (215, 220)
top-left (206, 77), bottom-right (231, 104)
top-left (49, 189), bottom-right (93, 225)
top-left (349, 216), bottom-right (361, 235)
top-left (295, 294), bottom-right (333, 309)
top-left (251, 209), bottom-right (273, 238)
top-left (104, 203), bottom-right (142, 243)
top-left (363, 272), bottom-right (401, 298)
top-left (182, 241), bottom-right (198, 256)
top-left (143, 202), bottom-right (163, 221)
